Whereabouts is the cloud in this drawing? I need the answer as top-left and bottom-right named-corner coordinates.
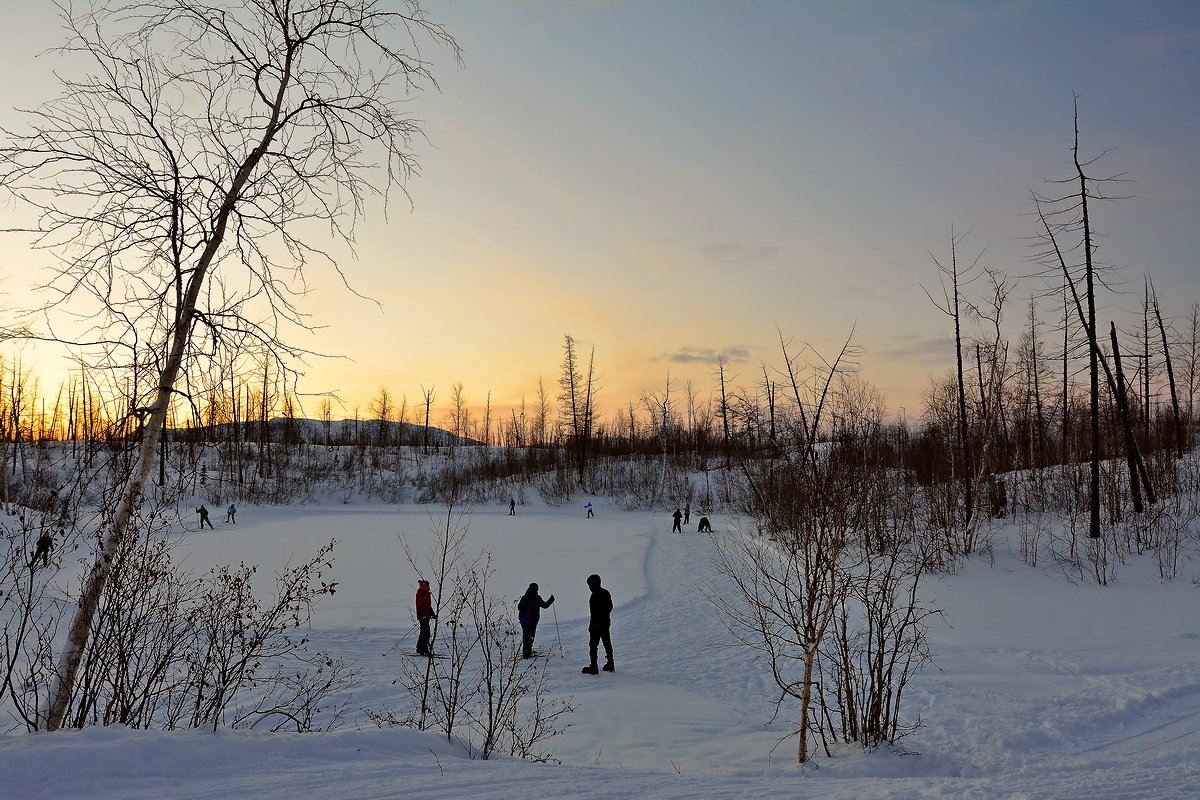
top-left (665, 345), bottom-right (752, 365)
top-left (874, 334), bottom-right (955, 365)
top-left (697, 242), bottom-right (779, 266)
top-left (1119, 27), bottom-right (1200, 64)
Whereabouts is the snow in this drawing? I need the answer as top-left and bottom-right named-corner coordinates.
top-left (3, 494), bottom-right (1198, 799)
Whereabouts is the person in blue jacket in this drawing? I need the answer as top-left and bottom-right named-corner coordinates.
top-left (517, 582), bottom-right (555, 658)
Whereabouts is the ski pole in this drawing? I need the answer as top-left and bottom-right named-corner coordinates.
top-left (552, 604), bottom-right (564, 657)
top-left (383, 626), bottom-right (415, 657)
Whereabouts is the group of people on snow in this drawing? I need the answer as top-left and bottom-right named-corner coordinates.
top-left (414, 573), bottom-right (615, 674)
top-left (413, 499), bottom-right (712, 671)
top-left (672, 502), bottom-right (710, 533)
top-left (195, 503), bottom-right (237, 529)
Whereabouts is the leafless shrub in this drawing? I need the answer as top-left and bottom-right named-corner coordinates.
top-left (393, 501), bottom-right (574, 761)
top-left (823, 545), bottom-right (938, 752)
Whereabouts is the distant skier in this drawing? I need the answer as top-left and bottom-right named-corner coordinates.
top-left (684, 501), bottom-right (691, 525)
top-left (225, 503), bottom-right (237, 524)
top-left (517, 582), bottom-right (555, 658)
top-left (31, 530), bottom-right (54, 568)
top-left (697, 515), bottom-right (712, 533)
top-left (671, 508), bottom-right (683, 533)
top-left (581, 573), bottom-right (614, 674)
top-left (415, 579), bottom-right (437, 656)
top-left (197, 505), bottom-right (214, 530)
top-left (585, 502), bottom-right (594, 518)
top-left (509, 497), bottom-right (516, 516)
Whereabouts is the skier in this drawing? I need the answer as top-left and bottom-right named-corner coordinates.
top-left (225, 503), bottom-right (237, 524)
top-left (581, 573), bottom-right (614, 674)
top-left (697, 515), bottom-right (712, 533)
top-left (585, 501), bottom-right (594, 518)
top-left (671, 508), bottom-right (683, 533)
top-left (684, 501), bottom-right (691, 525)
top-left (31, 530), bottom-right (54, 568)
top-left (415, 579), bottom-right (437, 656)
top-left (509, 497), bottom-right (516, 516)
top-left (197, 505), bottom-right (214, 530)
top-left (517, 582), bottom-right (555, 658)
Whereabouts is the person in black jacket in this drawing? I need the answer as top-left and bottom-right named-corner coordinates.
top-left (582, 573), bottom-right (614, 674)
top-left (517, 582), bottom-right (555, 658)
top-left (31, 530), bottom-right (54, 568)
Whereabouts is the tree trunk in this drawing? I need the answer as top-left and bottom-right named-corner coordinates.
top-left (1150, 280), bottom-right (1184, 458)
top-left (46, 110), bottom-right (285, 731)
top-left (1109, 323), bottom-right (1144, 513)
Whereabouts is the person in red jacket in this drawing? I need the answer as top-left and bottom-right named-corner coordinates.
top-left (415, 579), bottom-right (437, 656)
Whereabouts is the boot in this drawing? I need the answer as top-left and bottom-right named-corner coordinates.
top-left (581, 664), bottom-right (599, 675)
top-left (602, 661), bottom-right (615, 672)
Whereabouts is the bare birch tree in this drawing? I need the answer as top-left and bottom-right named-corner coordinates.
top-left (0, 0), bottom-right (458, 730)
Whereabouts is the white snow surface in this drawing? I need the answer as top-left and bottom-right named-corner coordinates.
top-left (3, 497), bottom-right (1198, 799)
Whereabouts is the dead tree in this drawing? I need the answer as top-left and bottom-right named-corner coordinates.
top-left (558, 335), bottom-right (597, 484)
top-left (1030, 95), bottom-right (1136, 538)
top-left (0, 1), bottom-right (458, 730)
top-left (716, 355), bottom-right (734, 473)
top-left (922, 229), bottom-right (984, 534)
top-left (420, 384), bottom-right (437, 457)
top-left (1109, 323), bottom-right (1145, 513)
top-left (1148, 278), bottom-right (1184, 458)
top-left (1185, 303), bottom-right (1200, 425)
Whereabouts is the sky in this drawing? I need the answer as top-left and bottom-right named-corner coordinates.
top-left (0, 0), bottom-right (1197, 423)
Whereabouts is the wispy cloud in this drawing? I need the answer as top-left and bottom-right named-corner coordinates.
top-left (665, 345), bottom-right (752, 365)
top-left (1119, 27), bottom-right (1200, 63)
top-left (874, 334), bottom-right (955, 365)
top-left (697, 242), bottom-right (779, 267)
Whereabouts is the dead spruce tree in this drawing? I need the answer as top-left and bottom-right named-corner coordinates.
top-left (0, 0), bottom-right (458, 730)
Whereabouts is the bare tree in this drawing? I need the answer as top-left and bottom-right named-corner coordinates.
top-left (1185, 303), bottom-right (1200, 424)
top-left (1148, 278), bottom-right (1183, 457)
top-left (558, 335), bottom-right (596, 484)
top-left (715, 355), bottom-right (734, 474)
top-left (534, 377), bottom-right (550, 448)
top-left (318, 397), bottom-right (333, 447)
top-left (1030, 95), bottom-right (1133, 539)
top-left (0, 1), bottom-right (458, 730)
top-left (370, 387), bottom-right (394, 447)
top-left (922, 228), bottom-right (984, 531)
top-left (713, 332), bottom-right (861, 763)
top-left (446, 381), bottom-right (468, 448)
top-left (420, 384), bottom-right (437, 456)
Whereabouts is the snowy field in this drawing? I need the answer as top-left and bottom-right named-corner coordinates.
top-left (2, 496), bottom-right (1198, 799)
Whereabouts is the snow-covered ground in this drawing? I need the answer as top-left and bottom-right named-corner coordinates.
top-left (3, 496), bottom-right (1198, 799)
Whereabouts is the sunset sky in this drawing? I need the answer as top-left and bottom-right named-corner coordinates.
top-left (0, 1), bottom-right (1197, 425)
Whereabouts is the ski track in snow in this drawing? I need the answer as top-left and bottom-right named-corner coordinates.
top-left (2, 500), bottom-right (1198, 799)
